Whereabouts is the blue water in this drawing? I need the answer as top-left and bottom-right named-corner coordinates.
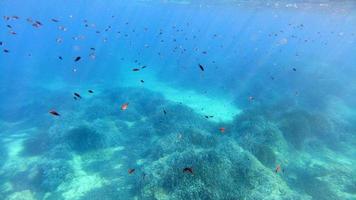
top-left (1, 1), bottom-right (356, 199)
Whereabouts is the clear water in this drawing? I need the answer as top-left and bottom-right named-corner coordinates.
top-left (0, 1), bottom-right (355, 199)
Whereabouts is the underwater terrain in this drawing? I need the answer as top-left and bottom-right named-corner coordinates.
top-left (0, 0), bottom-right (356, 199)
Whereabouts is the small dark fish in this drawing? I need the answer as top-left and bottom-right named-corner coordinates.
top-left (3, 49), bottom-right (9, 53)
top-left (32, 23), bottom-right (41, 28)
top-left (73, 96), bottom-right (78, 100)
top-left (74, 93), bottom-right (82, 99)
top-left (51, 18), bottom-right (59, 22)
top-left (6, 25), bottom-right (12, 29)
top-left (183, 167), bottom-right (193, 174)
top-left (58, 56), bottom-right (63, 60)
top-left (292, 68), bottom-right (297, 71)
top-left (205, 115), bottom-right (209, 119)
top-left (35, 21), bottom-right (42, 26)
top-left (0, 41), bottom-right (3, 46)
top-left (90, 47), bottom-right (95, 51)
top-left (128, 168), bottom-right (135, 174)
top-left (88, 90), bottom-right (94, 93)
top-left (199, 64), bottom-right (204, 71)
top-left (163, 110), bottom-right (167, 115)
top-left (140, 80), bottom-right (144, 83)
top-left (202, 51), bottom-right (207, 54)
top-left (26, 18), bottom-right (33, 23)
top-left (49, 110), bottom-right (60, 116)
top-left (74, 56), bottom-right (81, 62)
top-left (132, 68), bottom-right (140, 71)
top-left (141, 66), bottom-right (147, 69)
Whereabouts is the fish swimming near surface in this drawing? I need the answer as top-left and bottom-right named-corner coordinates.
top-left (74, 56), bottom-right (81, 62)
top-left (3, 49), bottom-right (9, 53)
top-left (128, 168), bottom-right (135, 174)
top-left (183, 167), bottom-right (193, 174)
top-left (132, 68), bottom-right (140, 71)
top-left (199, 64), bottom-right (204, 71)
top-left (32, 23), bottom-right (40, 28)
top-left (121, 103), bottom-right (129, 110)
top-left (49, 110), bottom-right (60, 116)
top-left (32, 21), bottom-right (42, 28)
top-left (35, 21), bottom-right (42, 26)
top-left (74, 92), bottom-right (82, 99)
top-left (88, 90), bottom-right (94, 93)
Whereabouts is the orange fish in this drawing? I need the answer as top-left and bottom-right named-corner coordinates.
top-left (121, 103), bottom-right (129, 110)
top-left (275, 165), bottom-right (281, 173)
top-left (219, 127), bottom-right (225, 133)
top-left (128, 168), bottom-right (135, 174)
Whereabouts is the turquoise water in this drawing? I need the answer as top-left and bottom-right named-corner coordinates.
top-left (1, 0), bottom-right (356, 199)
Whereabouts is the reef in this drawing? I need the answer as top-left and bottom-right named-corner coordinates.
top-left (0, 86), bottom-right (355, 200)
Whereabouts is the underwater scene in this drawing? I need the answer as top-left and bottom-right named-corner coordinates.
top-left (0, 0), bottom-right (356, 199)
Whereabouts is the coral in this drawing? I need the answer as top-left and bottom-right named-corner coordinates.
top-left (64, 125), bottom-right (105, 153)
top-left (148, 103), bottom-right (214, 136)
top-left (47, 118), bottom-right (122, 154)
top-left (278, 109), bottom-right (314, 150)
top-left (1, 86), bottom-right (353, 200)
top-left (232, 112), bottom-right (289, 167)
top-left (31, 159), bottom-right (73, 192)
top-left (140, 140), bottom-right (302, 200)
